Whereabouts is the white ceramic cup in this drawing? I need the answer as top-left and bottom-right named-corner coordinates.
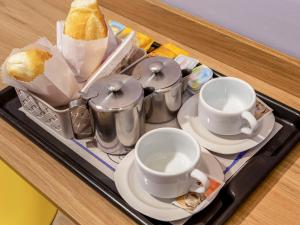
top-left (135, 127), bottom-right (209, 199)
top-left (198, 77), bottom-right (257, 136)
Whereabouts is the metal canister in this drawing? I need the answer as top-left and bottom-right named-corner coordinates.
top-left (132, 56), bottom-right (183, 123)
top-left (69, 98), bottom-right (93, 139)
top-left (86, 74), bottom-right (149, 155)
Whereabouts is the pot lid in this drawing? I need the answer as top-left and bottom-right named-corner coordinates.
top-left (88, 74), bottom-right (143, 111)
top-left (131, 56), bottom-right (182, 90)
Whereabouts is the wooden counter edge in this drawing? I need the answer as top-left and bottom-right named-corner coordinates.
top-left (101, 8), bottom-right (300, 111)
top-left (101, 0), bottom-right (300, 99)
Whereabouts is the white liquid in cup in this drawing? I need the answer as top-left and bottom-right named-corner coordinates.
top-left (144, 151), bottom-right (191, 174)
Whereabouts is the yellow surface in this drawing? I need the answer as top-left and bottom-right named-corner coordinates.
top-left (0, 160), bottom-right (57, 225)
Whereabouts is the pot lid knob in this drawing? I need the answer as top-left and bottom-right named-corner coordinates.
top-left (149, 61), bottom-right (163, 74)
top-left (88, 75), bottom-right (143, 111)
top-left (132, 56), bottom-right (182, 90)
top-left (108, 80), bottom-right (123, 93)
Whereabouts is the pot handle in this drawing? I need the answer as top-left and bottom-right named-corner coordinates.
top-left (181, 68), bottom-right (193, 78)
top-left (143, 87), bottom-right (155, 99)
top-left (142, 87), bottom-right (155, 116)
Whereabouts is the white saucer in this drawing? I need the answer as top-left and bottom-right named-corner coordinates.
top-left (177, 94), bottom-right (275, 154)
top-left (114, 149), bottom-right (224, 222)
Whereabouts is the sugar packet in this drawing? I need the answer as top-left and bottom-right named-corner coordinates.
top-left (255, 98), bottom-right (273, 121)
top-left (149, 43), bottom-right (188, 58)
top-left (173, 177), bottom-right (224, 213)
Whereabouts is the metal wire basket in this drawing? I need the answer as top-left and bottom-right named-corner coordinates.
top-left (16, 88), bottom-right (74, 139)
top-left (15, 48), bottom-right (147, 140)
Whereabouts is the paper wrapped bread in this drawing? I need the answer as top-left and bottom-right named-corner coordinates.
top-left (2, 38), bottom-right (80, 107)
top-left (6, 49), bottom-right (52, 82)
top-left (64, 0), bottom-right (107, 40)
top-left (57, 0), bottom-right (118, 82)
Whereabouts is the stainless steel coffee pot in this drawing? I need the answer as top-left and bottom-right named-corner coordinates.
top-left (132, 56), bottom-right (183, 123)
top-left (84, 74), bottom-right (153, 155)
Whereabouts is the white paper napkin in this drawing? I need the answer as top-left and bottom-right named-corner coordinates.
top-left (2, 38), bottom-right (80, 107)
top-left (56, 20), bottom-right (119, 82)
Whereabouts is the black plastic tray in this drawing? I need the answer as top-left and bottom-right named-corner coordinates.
top-left (1, 79), bottom-right (300, 224)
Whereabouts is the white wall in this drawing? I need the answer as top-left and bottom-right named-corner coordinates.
top-left (161, 0), bottom-right (300, 59)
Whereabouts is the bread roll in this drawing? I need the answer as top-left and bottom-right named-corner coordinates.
top-left (64, 0), bottom-right (107, 40)
top-left (6, 49), bottom-right (52, 82)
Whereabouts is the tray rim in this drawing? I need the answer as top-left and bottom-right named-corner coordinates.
top-left (0, 85), bottom-right (299, 225)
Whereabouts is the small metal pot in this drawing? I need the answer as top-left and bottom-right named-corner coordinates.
top-left (132, 56), bottom-right (184, 123)
top-left (84, 74), bottom-right (153, 155)
top-left (69, 98), bottom-right (93, 139)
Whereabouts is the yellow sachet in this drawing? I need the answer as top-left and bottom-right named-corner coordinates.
top-left (118, 27), bottom-right (154, 51)
top-left (149, 43), bottom-right (189, 58)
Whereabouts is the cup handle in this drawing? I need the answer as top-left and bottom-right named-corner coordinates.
top-left (189, 169), bottom-right (210, 194)
top-left (240, 111), bottom-right (258, 135)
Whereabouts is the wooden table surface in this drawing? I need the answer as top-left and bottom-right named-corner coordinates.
top-left (0, 1), bottom-right (299, 225)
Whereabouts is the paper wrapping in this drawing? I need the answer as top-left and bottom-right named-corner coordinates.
top-left (57, 20), bottom-right (119, 82)
top-left (1, 38), bottom-right (80, 107)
